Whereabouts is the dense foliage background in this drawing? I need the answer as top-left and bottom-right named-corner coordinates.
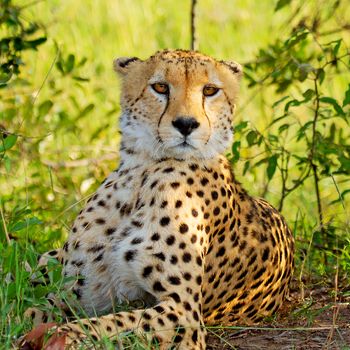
top-left (0, 0), bottom-right (349, 348)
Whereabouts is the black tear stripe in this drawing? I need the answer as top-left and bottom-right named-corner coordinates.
top-left (202, 94), bottom-right (212, 145)
top-left (156, 93), bottom-right (170, 143)
top-left (130, 86), bottom-right (147, 108)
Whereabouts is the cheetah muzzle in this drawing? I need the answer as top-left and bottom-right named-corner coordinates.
top-left (22, 49), bottom-right (294, 350)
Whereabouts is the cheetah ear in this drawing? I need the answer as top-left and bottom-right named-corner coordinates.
top-left (113, 57), bottom-right (142, 75)
top-left (221, 60), bottom-right (243, 80)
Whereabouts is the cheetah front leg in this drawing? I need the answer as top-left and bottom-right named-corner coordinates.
top-left (40, 266), bottom-right (206, 349)
top-left (53, 296), bottom-right (206, 349)
top-left (38, 208), bottom-right (207, 349)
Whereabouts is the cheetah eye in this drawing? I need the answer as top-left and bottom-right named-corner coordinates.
top-left (151, 83), bottom-right (169, 95)
top-left (203, 85), bottom-right (220, 97)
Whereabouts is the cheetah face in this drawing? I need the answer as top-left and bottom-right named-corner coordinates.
top-left (114, 50), bottom-right (242, 160)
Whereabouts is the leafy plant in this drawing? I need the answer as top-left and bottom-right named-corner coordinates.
top-left (229, 0), bottom-right (350, 276)
top-left (0, 0), bottom-right (47, 86)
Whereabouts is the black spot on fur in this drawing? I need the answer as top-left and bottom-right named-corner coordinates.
top-left (153, 281), bottom-right (166, 292)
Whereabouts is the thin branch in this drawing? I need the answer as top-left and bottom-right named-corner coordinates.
top-left (190, 0), bottom-right (197, 50)
top-left (310, 79), bottom-right (324, 228)
top-left (31, 48), bottom-right (59, 105)
top-left (310, 76), bottom-right (327, 264)
top-left (285, 166), bottom-right (312, 194)
top-left (20, 0), bottom-right (44, 9)
top-left (320, 24), bottom-right (350, 36)
top-left (42, 153), bottom-right (118, 170)
top-left (0, 127), bottom-right (51, 140)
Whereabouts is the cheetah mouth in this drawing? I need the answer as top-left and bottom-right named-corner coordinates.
top-left (177, 141), bottom-right (196, 149)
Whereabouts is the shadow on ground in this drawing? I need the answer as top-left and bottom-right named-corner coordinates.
top-left (207, 286), bottom-right (350, 349)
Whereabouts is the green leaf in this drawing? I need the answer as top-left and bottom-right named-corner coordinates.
top-left (298, 63), bottom-right (314, 81)
top-left (317, 68), bottom-right (325, 84)
top-left (268, 134), bottom-right (279, 143)
top-left (0, 134), bottom-right (18, 152)
top-left (275, 0), bottom-right (291, 11)
top-left (65, 54), bottom-right (75, 73)
top-left (319, 97), bottom-right (345, 115)
top-left (231, 141), bottom-right (241, 163)
top-left (234, 121), bottom-right (248, 133)
top-left (56, 60), bottom-right (64, 74)
top-left (302, 89), bottom-right (315, 100)
top-left (10, 217), bottom-right (42, 233)
top-left (331, 39), bottom-right (342, 56)
top-left (38, 100), bottom-right (53, 118)
top-left (73, 76), bottom-right (90, 82)
top-left (267, 155), bottom-right (278, 180)
top-left (33, 285), bottom-right (49, 298)
top-left (272, 96), bottom-right (289, 108)
top-left (47, 259), bottom-right (62, 284)
top-left (284, 99), bottom-right (304, 112)
top-left (246, 130), bottom-right (258, 146)
top-left (6, 282), bottom-right (16, 299)
top-left (23, 37), bottom-right (47, 49)
top-left (329, 123), bottom-right (336, 142)
top-left (0, 71), bottom-right (13, 85)
top-left (343, 84), bottom-right (350, 107)
top-left (296, 121), bottom-right (314, 141)
top-left (338, 155), bottom-right (350, 172)
top-left (254, 157), bottom-right (268, 167)
top-left (243, 161), bottom-right (250, 175)
top-left (268, 114), bottom-right (288, 128)
top-left (77, 57), bottom-right (88, 67)
top-left (244, 71), bottom-right (257, 87)
top-left (284, 29), bottom-right (309, 49)
top-left (330, 189), bottom-right (350, 205)
top-left (278, 123), bottom-right (290, 133)
top-left (4, 155), bottom-right (11, 172)
top-left (76, 103), bottom-right (95, 120)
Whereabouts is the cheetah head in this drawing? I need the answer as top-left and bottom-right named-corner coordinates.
top-left (114, 49), bottom-right (242, 160)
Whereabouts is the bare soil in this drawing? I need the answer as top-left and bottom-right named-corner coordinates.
top-left (207, 285), bottom-right (350, 350)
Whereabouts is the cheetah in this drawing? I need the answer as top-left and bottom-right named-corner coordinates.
top-left (22, 50), bottom-right (294, 349)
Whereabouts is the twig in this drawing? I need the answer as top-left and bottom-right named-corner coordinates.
top-left (206, 325), bottom-right (340, 331)
top-left (0, 127), bottom-right (51, 140)
top-left (206, 327), bottom-right (237, 349)
top-left (325, 273), bottom-right (339, 347)
top-left (190, 0), bottom-right (197, 50)
top-left (18, 47), bottom-right (59, 132)
top-left (42, 153), bottom-right (118, 169)
top-left (31, 48), bottom-right (59, 105)
top-left (320, 24), bottom-right (350, 36)
top-left (20, 0), bottom-right (44, 9)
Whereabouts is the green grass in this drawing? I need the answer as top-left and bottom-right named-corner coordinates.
top-left (1, 0), bottom-right (349, 348)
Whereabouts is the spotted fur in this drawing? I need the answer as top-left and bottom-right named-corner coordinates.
top-left (26, 50), bottom-right (294, 349)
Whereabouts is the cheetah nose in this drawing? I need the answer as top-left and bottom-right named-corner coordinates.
top-left (172, 117), bottom-right (200, 136)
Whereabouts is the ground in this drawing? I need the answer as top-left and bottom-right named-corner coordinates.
top-left (207, 284), bottom-right (350, 350)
